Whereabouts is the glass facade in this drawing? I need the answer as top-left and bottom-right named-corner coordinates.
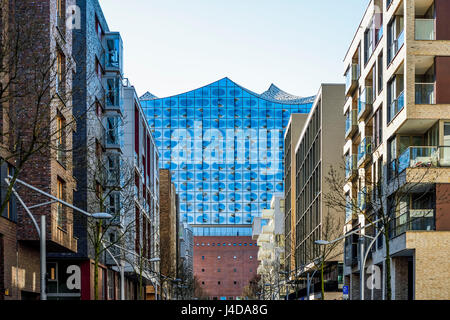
top-left (141, 77), bottom-right (314, 236)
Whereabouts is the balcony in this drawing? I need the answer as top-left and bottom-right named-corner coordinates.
top-left (345, 64), bottom-right (360, 95)
top-left (357, 187), bottom-right (367, 212)
top-left (105, 76), bottom-right (123, 114)
top-left (415, 82), bottom-right (435, 104)
top-left (104, 33), bottom-right (123, 73)
top-left (389, 146), bottom-right (450, 179)
top-left (358, 87), bottom-right (373, 120)
top-left (415, 19), bottom-right (435, 40)
top-left (345, 154), bottom-right (357, 180)
top-left (357, 137), bottom-right (373, 167)
top-left (389, 90), bottom-right (405, 122)
top-left (345, 109), bottom-right (357, 138)
top-left (389, 209), bottom-right (435, 239)
top-left (398, 146), bottom-right (438, 173)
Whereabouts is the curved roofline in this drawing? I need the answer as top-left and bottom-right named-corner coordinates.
top-left (140, 77), bottom-right (315, 105)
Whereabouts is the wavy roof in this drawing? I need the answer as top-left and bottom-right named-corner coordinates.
top-left (140, 77), bottom-right (315, 105)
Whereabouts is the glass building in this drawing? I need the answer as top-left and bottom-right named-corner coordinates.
top-left (140, 77), bottom-right (314, 236)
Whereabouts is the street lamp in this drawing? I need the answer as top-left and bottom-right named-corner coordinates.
top-left (314, 217), bottom-right (383, 301)
top-left (5, 177), bottom-right (112, 300)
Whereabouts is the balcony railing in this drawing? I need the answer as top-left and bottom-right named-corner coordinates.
top-left (388, 29), bottom-right (405, 63)
top-left (357, 188), bottom-right (367, 211)
top-left (398, 146), bottom-right (439, 173)
top-left (345, 154), bottom-right (357, 180)
top-left (389, 90), bottom-right (405, 122)
top-left (389, 209), bottom-right (435, 239)
top-left (389, 146), bottom-right (450, 179)
top-left (357, 137), bottom-right (373, 167)
top-left (345, 109), bottom-right (357, 138)
top-left (358, 87), bottom-right (373, 120)
top-left (415, 83), bottom-right (435, 104)
top-left (415, 19), bottom-right (435, 40)
top-left (345, 64), bottom-right (360, 94)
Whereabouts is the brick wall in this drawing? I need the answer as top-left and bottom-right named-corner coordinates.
top-left (194, 236), bottom-right (259, 299)
top-left (159, 169), bottom-right (177, 278)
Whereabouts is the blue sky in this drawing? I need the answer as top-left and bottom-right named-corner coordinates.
top-left (99, 0), bottom-right (369, 98)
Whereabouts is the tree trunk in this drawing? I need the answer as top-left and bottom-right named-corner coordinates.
top-left (384, 228), bottom-right (392, 300)
top-left (320, 262), bottom-right (325, 300)
top-left (94, 222), bottom-right (101, 300)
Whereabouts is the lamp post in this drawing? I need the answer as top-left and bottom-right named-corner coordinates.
top-left (315, 217), bottom-right (383, 301)
top-left (5, 177), bottom-right (112, 300)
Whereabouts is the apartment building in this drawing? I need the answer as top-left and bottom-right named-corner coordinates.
top-left (284, 114), bottom-right (308, 279)
top-left (0, 0), bottom-right (77, 300)
top-left (293, 84), bottom-right (346, 300)
top-left (254, 194), bottom-right (285, 300)
top-left (120, 83), bottom-right (160, 300)
top-left (343, 0), bottom-right (450, 300)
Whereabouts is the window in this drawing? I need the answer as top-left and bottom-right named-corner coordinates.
top-left (217, 268), bottom-right (221, 272)
top-left (201, 256), bottom-right (205, 260)
top-left (56, 51), bottom-right (64, 94)
top-left (57, 178), bottom-right (65, 228)
top-left (373, 107), bottom-right (383, 148)
top-left (201, 269), bottom-right (205, 272)
top-left (378, 53), bottom-right (383, 94)
top-left (95, 57), bottom-right (103, 80)
top-left (96, 100), bottom-right (103, 117)
top-left (56, 115), bottom-right (65, 164)
top-left (95, 15), bottom-right (103, 40)
top-left (218, 281), bottom-right (221, 285)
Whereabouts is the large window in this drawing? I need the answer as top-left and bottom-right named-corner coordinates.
top-left (56, 178), bottom-right (65, 228)
top-left (56, 115), bottom-right (65, 165)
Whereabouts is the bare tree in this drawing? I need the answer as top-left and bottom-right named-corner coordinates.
top-left (0, 1), bottom-right (95, 214)
top-left (307, 209), bottom-right (343, 300)
top-left (85, 151), bottom-right (137, 300)
top-left (242, 274), bottom-right (261, 300)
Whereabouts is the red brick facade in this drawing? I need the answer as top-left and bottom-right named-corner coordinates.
top-left (194, 236), bottom-right (259, 299)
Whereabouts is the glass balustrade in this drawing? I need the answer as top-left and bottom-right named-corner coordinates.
top-left (415, 83), bottom-right (435, 104)
top-left (357, 137), bottom-right (373, 166)
top-left (398, 146), bottom-right (439, 173)
top-left (415, 19), bottom-right (435, 40)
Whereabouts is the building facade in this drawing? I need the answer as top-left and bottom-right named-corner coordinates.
top-left (254, 195), bottom-right (286, 300)
top-left (120, 83), bottom-right (160, 300)
top-left (159, 169), bottom-right (178, 299)
top-left (140, 77), bottom-right (314, 236)
top-left (193, 236), bottom-right (259, 300)
top-left (283, 114), bottom-right (308, 277)
top-left (293, 84), bottom-right (346, 300)
top-left (343, 0), bottom-right (450, 300)
top-left (1, 0), bottom-right (77, 300)
top-left (140, 78), bottom-right (313, 298)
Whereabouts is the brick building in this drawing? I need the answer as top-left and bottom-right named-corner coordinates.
top-left (194, 236), bottom-right (259, 300)
top-left (0, 0), bottom-right (77, 300)
top-left (159, 169), bottom-right (179, 299)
